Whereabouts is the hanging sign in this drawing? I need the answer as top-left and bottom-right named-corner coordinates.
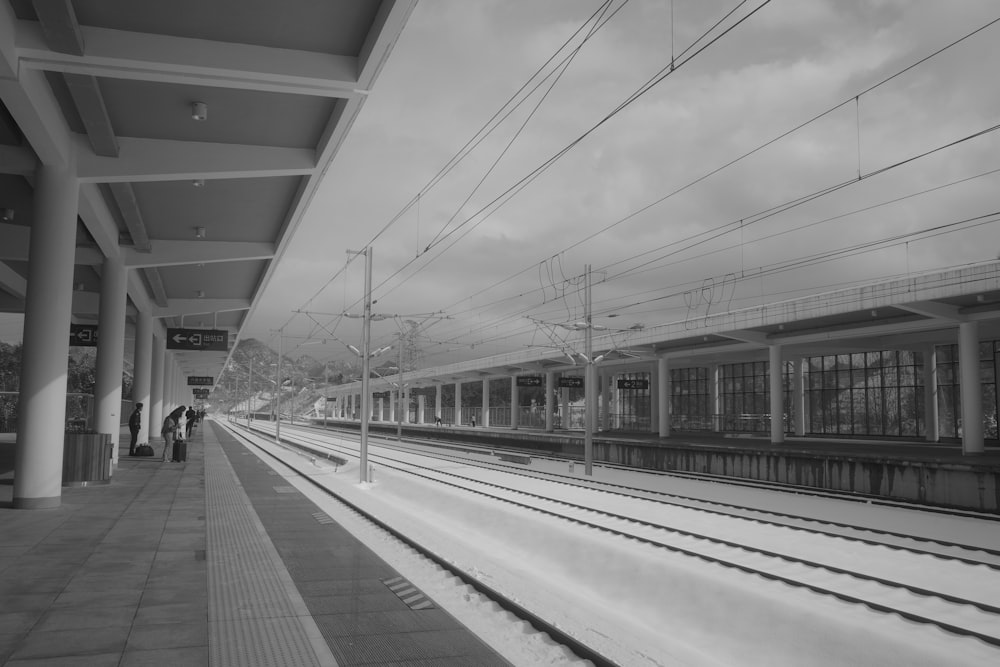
top-left (558, 377), bottom-right (584, 388)
top-left (167, 328), bottom-right (228, 351)
top-left (69, 324), bottom-right (98, 346)
top-left (516, 376), bottom-right (543, 387)
top-left (187, 376), bottom-right (214, 386)
top-left (617, 378), bottom-right (650, 389)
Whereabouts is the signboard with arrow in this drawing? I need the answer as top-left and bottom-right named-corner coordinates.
top-left (166, 328), bottom-right (228, 351)
top-left (69, 324), bottom-right (98, 347)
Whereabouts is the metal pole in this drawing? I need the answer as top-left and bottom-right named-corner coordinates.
top-left (584, 264), bottom-right (594, 476)
top-left (275, 330), bottom-right (282, 443)
top-left (247, 360), bottom-right (252, 429)
top-left (396, 333), bottom-right (404, 441)
top-left (359, 248), bottom-right (373, 483)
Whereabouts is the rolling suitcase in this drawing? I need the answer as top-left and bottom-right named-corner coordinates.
top-left (172, 438), bottom-right (187, 462)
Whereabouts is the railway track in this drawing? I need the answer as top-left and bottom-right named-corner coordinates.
top-left (229, 418), bottom-right (1000, 662)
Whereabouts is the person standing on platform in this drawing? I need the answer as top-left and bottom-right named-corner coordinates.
top-left (185, 406), bottom-right (197, 439)
top-left (128, 403), bottom-right (143, 456)
top-left (161, 406), bottom-right (184, 462)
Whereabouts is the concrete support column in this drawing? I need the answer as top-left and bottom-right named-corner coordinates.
top-left (650, 363), bottom-right (660, 434)
top-left (454, 381), bottom-right (461, 425)
top-left (922, 345), bottom-right (939, 443)
top-left (560, 386), bottom-right (569, 429)
top-left (13, 162), bottom-right (81, 509)
top-left (601, 370), bottom-right (611, 431)
top-left (388, 391), bottom-right (395, 421)
top-left (510, 377), bottom-right (519, 430)
top-left (435, 384), bottom-right (442, 423)
top-left (793, 358), bottom-right (806, 436)
top-left (150, 333), bottom-right (165, 448)
top-left (958, 322), bottom-right (984, 454)
top-left (657, 358), bottom-right (670, 437)
top-left (417, 394), bottom-right (425, 424)
top-left (94, 258), bottom-right (128, 462)
top-left (545, 371), bottom-right (555, 432)
top-left (402, 386), bottom-right (409, 424)
top-left (709, 364), bottom-right (721, 432)
top-left (481, 378), bottom-right (489, 427)
top-left (769, 345), bottom-right (785, 444)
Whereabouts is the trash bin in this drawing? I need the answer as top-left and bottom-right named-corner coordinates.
top-left (62, 432), bottom-right (113, 487)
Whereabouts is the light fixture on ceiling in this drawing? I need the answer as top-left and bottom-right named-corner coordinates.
top-left (0, 208), bottom-right (13, 222)
top-left (192, 179), bottom-right (205, 187)
top-left (195, 226), bottom-right (206, 239)
top-left (191, 101), bottom-right (207, 121)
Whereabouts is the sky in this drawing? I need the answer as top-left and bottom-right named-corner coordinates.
top-left (18, 1), bottom-right (1000, 366)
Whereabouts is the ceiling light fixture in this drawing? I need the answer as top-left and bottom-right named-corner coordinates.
top-left (0, 208), bottom-right (13, 222)
top-left (191, 101), bottom-right (207, 121)
top-left (192, 179), bottom-right (205, 187)
top-left (195, 227), bottom-right (206, 239)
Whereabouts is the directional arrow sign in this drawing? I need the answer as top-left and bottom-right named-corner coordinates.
top-left (558, 376), bottom-right (584, 388)
top-left (166, 328), bottom-right (228, 351)
top-left (69, 324), bottom-right (99, 347)
top-left (617, 378), bottom-right (650, 390)
top-left (516, 376), bottom-right (543, 387)
top-left (187, 376), bottom-right (214, 386)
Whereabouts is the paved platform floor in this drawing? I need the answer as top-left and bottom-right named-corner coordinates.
top-left (0, 421), bottom-right (509, 666)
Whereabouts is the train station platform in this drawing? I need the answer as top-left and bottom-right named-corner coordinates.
top-left (0, 422), bottom-right (509, 666)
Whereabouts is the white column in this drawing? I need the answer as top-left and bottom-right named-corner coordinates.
top-left (709, 364), bottom-right (721, 432)
top-left (658, 358), bottom-right (670, 437)
top-left (769, 345), bottom-right (785, 444)
top-left (560, 385), bottom-right (569, 429)
top-left (601, 370), bottom-right (611, 431)
top-left (793, 358), bottom-right (806, 436)
top-left (958, 322), bottom-right (984, 454)
top-left (13, 162), bottom-right (80, 509)
top-left (454, 381), bottom-right (461, 424)
top-left (922, 345), bottom-right (939, 443)
top-left (435, 384), bottom-right (442, 423)
top-left (402, 386), bottom-right (410, 423)
top-left (481, 378), bottom-right (490, 427)
top-left (511, 377), bottom-right (520, 430)
top-left (388, 391), bottom-right (395, 421)
top-left (545, 372), bottom-right (555, 432)
top-left (94, 258), bottom-right (128, 463)
top-left (150, 333), bottom-right (165, 444)
top-left (417, 394), bottom-right (425, 424)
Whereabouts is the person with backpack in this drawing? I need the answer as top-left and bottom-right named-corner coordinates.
top-left (128, 403), bottom-right (143, 456)
top-left (185, 406), bottom-right (198, 439)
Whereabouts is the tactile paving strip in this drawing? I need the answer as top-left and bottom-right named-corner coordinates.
top-left (383, 576), bottom-right (435, 610)
top-left (204, 439), bottom-right (339, 667)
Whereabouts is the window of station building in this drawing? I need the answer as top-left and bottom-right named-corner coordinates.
top-left (805, 350), bottom-right (923, 438)
top-left (719, 361), bottom-right (793, 433)
top-left (936, 340), bottom-right (999, 440)
top-left (615, 371), bottom-right (650, 431)
top-left (670, 367), bottom-right (710, 429)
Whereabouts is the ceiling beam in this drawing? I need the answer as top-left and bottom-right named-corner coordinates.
top-left (16, 22), bottom-right (363, 97)
top-left (76, 136), bottom-right (316, 182)
top-left (154, 298), bottom-right (251, 318)
top-left (719, 329), bottom-right (771, 346)
top-left (123, 240), bottom-right (275, 268)
top-left (143, 267), bottom-right (168, 308)
top-left (30, 0), bottom-right (84, 56)
top-left (108, 182), bottom-right (150, 251)
top-left (896, 300), bottom-right (966, 322)
top-left (62, 72), bottom-right (118, 156)
top-left (0, 144), bottom-right (37, 175)
top-left (0, 261), bottom-right (26, 300)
